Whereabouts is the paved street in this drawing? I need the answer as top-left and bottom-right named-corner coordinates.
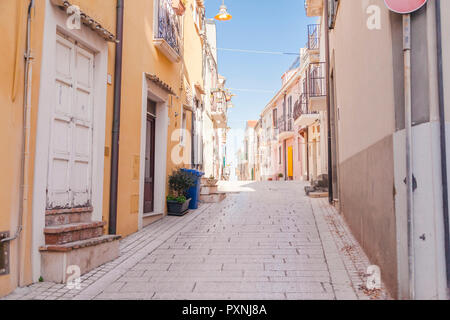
top-left (4, 181), bottom-right (390, 300)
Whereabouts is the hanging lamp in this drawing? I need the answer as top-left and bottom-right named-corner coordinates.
top-left (214, 0), bottom-right (232, 21)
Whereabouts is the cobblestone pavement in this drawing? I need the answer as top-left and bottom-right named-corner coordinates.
top-left (3, 181), bottom-right (391, 300)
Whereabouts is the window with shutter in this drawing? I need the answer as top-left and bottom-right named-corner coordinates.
top-left (328, 0), bottom-right (339, 29)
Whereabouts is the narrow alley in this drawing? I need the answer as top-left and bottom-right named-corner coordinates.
top-left (3, 182), bottom-right (389, 300)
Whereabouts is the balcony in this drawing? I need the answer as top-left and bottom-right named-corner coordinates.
top-left (277, 115), bottom-right (294, 141)
top-left (307, 24), bottom-right (320, 52)
top-left (308, 62), bottom-right (327, 112)
top-left (154, 0), bottom-right (181, 63)
top-left (294, 93), bottom-right (320, 127)
top-left (305, 0), bottom-right (323, 17)
top-left (211, 91), bottom-right (227, 128)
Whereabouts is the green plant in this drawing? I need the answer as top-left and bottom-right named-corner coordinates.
top-left (168, 168), bottom-right (195, 199)
top-left (39, 276), bottom-right (44, 282)
top-left (167, 195), bottom-right (187, 204)
top-left (278, 173), bottom-right (284, 178)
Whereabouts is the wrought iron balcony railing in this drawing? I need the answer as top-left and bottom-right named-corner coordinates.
top-left (307, 24), bottom-right (320, 50)
top-left (211, 91), bottom-right (227, 114)
top-left (277, 115), bottom-right (294, 133)
top-left (157, 0), bottom-right (181, 55)
top-left (308, 62), bottom-right (326, 97)
top-left (294, 93), bottom-right (309, 121)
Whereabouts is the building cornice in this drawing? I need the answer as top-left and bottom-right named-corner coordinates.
top-left (50, 0), bottom-right (117, 42)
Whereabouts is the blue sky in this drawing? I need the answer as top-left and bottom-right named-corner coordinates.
top-left (205, 0), bottom-right (316, 132)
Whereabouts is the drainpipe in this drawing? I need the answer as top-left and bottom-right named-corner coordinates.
top-left (109, 0), bottom-right (124, 235)
top-left (435, 0), bottom-right (450, 290)
top-left (403, 14), bottom-right (415, 300)
top-left (324, 0), bottom-right (333, 204)
top-left (1, 0), bottom-right (35, 288)
top-left (283, 95), bottom-right (287, 180)
top-left (306, 128), bottom-right (310, 181)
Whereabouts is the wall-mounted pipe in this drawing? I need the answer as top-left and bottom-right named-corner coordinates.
top-left (435, 0), bottom-right (450, 290)
top-left (324, 0), bottom-right (333, 204)
top-left (109, 0), bottom-right (124, 235)
top-left (0, 0), bottom-right (35, 289)
top-left (403, 13), bottom-right (415, 300)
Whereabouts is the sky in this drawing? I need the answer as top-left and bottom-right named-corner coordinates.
top-left (205, 0), bottom-right (316, 131)
top-left (204, 0), bottom-right (317, 171)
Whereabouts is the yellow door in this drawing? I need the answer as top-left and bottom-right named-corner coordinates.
top-left (288, 146), bottom-right (293, 178)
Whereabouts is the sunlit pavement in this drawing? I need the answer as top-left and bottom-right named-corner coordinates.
top-left (4, 181), bottom-right (390, 300)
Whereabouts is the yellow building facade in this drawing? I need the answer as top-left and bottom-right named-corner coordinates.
top-left (0, 0), bottom-right (117, 298)
top-left (0, 0), bottom-right (206, 297)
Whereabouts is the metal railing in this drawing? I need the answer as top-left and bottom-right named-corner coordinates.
top-left (277, 115), bottom-right (293, 133)
top-left (307, 24), bottom-right (320, 50)
top-left (294, 93), bottom-right (309, 121)
top-left (211, 91), bottom-right (227, 113)
top-left (157, 0), bottom-right (181, 55)
top-left (308, 62), bottom-right (326, 97)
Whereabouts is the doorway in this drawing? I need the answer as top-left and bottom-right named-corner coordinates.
top-left (288, 146), bottom-right (293, 180)
top-left (312, 138), bottom-right (318, 180)
top-left (47, 34), bottom-right (94, 210)
top-left (144, 100), bottom-right (156, 213)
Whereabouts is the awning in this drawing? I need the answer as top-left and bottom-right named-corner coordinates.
top-left (50, 0), bottom-right (117, 43)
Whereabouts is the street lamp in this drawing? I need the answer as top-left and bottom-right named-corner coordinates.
top-left (214, 0), bottom-right (232, 21)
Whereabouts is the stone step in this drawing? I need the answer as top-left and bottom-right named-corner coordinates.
top-left (40, 235), bottom-right (121, 284)
top-left (45, 207), bottom-right (93, 227)
top-left (44, 221), bottom-right (106, 245)
top-left (200, 185), bottom-right (218, 195)
top-left (200, 192), bottom-right (226, 204)
top-left (309, 192), bottom-right (329, 199)
top-left (40, 234), bottom-right (120, 252)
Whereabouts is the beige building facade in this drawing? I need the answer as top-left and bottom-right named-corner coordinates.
top-left (310, 0), bottom-right (450, 299)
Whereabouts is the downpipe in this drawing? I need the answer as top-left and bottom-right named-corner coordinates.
top-left (435, 0), bottom-right (450, 292)
top-left (109, 0), bottom-right (124, 235)
top-left (324, 0), bottom-right (333, 204)
top-left (0, 0), bottom-right (35, 288)
top-left (403, 14), bottom-right (415, 300)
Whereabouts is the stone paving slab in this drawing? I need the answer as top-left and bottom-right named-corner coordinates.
top-left (2, 181), bottom-right (391, 300)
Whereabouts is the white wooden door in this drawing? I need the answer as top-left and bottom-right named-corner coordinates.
top-left (47, 34), bottom-right (94, 209)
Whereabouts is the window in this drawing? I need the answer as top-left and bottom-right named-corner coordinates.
top-left (279, 146), bottom-right (282, 165)
top-left (193, 0), bottom-right (204, 32)
top-left (245, 140), bottom-right (249, 161)
top-left (0, 231), bottom-right (10, 275)
top-left (288, 96), bottom-right (293, 118)
top-left (147, 100), bottom-right (157, 117)
top-left (273, 109), bottom-right (278, 128)
top-left (155, 0), bottom-right (181, 55)
top-left (180, 110), bottom-right (187, 146)
top-left (328, 0), bottom-right (339, 29)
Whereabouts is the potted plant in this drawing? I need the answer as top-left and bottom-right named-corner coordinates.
top-left (206, 175), bottom-right (218, 187)
top-left (172, 0), bottom-right (186, 16)
top-left (278, 173), bottom-right (284, 180)
top-left (167, 168), bottom-right (195, 216)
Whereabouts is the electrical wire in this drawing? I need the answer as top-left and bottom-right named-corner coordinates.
top-left (227, 88), bottom-right (276, 93)
top-left (217, 47), bottom-right (300, 56)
